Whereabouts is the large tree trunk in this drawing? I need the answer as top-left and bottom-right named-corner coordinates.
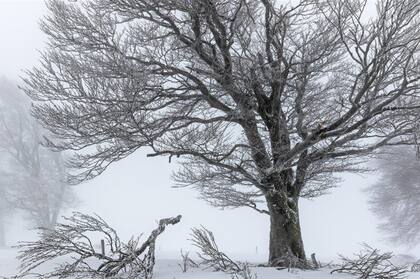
top-left (266, 190), bottom-right (306, 267)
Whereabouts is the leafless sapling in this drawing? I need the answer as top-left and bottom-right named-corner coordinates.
top-left (178, 249), bottom-right (199, 273)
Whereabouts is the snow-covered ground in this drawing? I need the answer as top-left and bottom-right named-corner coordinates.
top-left (1, 248), bottom-right (420, 279)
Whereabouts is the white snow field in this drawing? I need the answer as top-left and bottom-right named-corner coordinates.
top-left (2, 248), bottom-right (420, 279)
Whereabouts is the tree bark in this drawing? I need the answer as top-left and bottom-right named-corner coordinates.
top-left (266, 190), bottom-right (306, 267)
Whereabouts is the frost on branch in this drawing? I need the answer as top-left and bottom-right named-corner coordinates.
top-left (191, 226), bottom-right (257, 279)
top-left (191, 226), bottom-right (242, 274)
top-left (331, 244), bottom-right (409, 279)
top-left (15, 212), bottom-right (182, 278)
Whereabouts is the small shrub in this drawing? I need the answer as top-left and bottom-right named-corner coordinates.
top-left (331, 243), bottom-right (409, 279)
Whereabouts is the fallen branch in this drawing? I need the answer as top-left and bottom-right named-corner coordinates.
top-left (15, 212), bottom-right (182, 278)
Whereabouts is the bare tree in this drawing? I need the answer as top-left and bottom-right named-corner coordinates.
top-left (23, 0), bottom-right (420, 266)
top-left (0, 78), bottom-right (75, 229)
top-left (367, 145), bottom-right (420, 245)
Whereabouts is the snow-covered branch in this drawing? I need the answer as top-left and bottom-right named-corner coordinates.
top-left (15, 212), bottom-right (182, 278)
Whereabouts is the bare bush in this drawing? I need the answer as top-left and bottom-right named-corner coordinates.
top-left (191, 226), bottom-right (257, 278)
top-left (331, 244), bottom-right (409, 279)
top-left (15, 212), bottom-right (182, 278)
top-left (191, 226), bottom-right (242, 274)
top-left (178, 249), bottom-right (199, 273)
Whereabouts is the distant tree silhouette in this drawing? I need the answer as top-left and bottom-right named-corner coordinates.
top-left (368, 146), bottom-right (420, 244)
top-left (0, 78), bottom-right (75, 229)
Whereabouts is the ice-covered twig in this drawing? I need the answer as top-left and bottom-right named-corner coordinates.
top-left (15, 212), bottom-right (181, 278)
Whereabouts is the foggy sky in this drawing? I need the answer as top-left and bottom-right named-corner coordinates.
top-left (0, 0), bottom-right (417, 261)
